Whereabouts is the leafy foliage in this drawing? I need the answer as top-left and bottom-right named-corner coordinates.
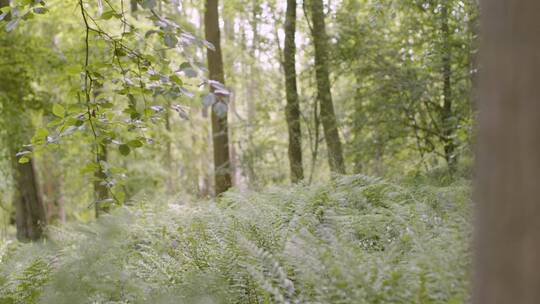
top-left (0, 176), bottom-right (471, 303)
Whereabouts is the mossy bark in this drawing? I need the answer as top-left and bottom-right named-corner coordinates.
top-left (309, 0), bottom-right (346, 174)
top-left (284, 0), bottom-right (304, 183)
top-left (205, 0), bottom-right (232, 196)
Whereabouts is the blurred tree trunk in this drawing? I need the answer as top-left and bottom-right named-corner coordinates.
top-left (440, 2), bottom-right (457, 173)
top-left (284, 0), bottom-right (304, 183)
top-left (309, 0), bottom-right (346, 174)
top-left (1, 0), bottom-right (47, 242)
top-left (130, 0), bottom-right (137, 12)
top-left (11, 155), bottom-right (47, 241)
top-left (205, 0), bottom-right (232, 196)
top-left (39, 150), bottom-right (65, 224)
top-left (94, 145), bottom-right (109, 218)
top-left (475, 0), bottom-right (540, 302)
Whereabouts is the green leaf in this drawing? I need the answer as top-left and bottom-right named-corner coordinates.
top-left (35, 128), bottom-right (49, 138)
top-left (18, 156), bottom-right (30, 164)
top-left (32, 128), bottom-right (49, 145)
top-left (52, 104), bottom-right (65, 118)
top-left (114, 48), bottom-right (127, 57)
top-left (119, 144), bottom-right (131, 156)
top-left (170, 74), bottom-right (183, 85)
top-left (100, 10), bottom-right (115, 20)
top-left (127, 140), bottom-right (143, 148)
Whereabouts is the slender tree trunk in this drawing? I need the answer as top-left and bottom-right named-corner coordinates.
top-left (440, 3), bottom-right (457, 173)
top-left (284, 0), bottom-right (304, 183)
top-left (94, 145), bottom-right (109, 218)
top-left (475, 0), bottom-right (540, 302)
top-left (309, 0), bottom-right (346, 174)
top-left (205, 0), bottom-right (232, 196)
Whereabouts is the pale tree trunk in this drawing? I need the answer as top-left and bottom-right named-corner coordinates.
top-left (309, 0), bottom-right (346, 174)
top-left (39, 151), bottom-right (65, 224)
top-left (475, 0), bottom-right (540, 303)
top-left (205, 0), bottom-right (232, 196)
top-left (284, 0), bottom-right (304, 183)
top-left (94, 144), bottom-right (109, 218)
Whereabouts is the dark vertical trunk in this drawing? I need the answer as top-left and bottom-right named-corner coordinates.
top-left (284, 0), bottom-right (304, 183)
top-left (440, 3), bottom-right (457, 173)
top-left (204, 0), bottom-right (232, 196)
top-left (130, 0), bottom-right (137, 13)
top-left (94, 144), bottom-right (109, 218)
top-left (309, 0), bottom-right (346, 174)
top-left (11, 157), bottom-right (47, 241)
top-left (475, 0), bottom-right (540, 303)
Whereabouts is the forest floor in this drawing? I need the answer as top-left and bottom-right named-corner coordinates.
top-left (0, 175), bottom-right (471, 304)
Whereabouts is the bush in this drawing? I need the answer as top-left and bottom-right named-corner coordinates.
top-left (0, 175), bottom-right (471, 304)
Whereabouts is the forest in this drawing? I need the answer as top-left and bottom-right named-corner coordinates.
top-left (0, 0), bottom-right (539, 303)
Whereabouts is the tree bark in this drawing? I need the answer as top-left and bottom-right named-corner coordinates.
top-left (205, 0), bottom-right (232, 196)
top-left (94, 144), bottom-right (109, 218)
top-left (1, 0), bottom-right (47, 242)
top-left (11, 157), bottom-right (47, 241)
top-left (130, 0), bottom-right (137, 13)
top-left (284, 0), bottom-right (304, 183)
top-left (440, 2), bottom-right (457, 173)
top-left (475, 0), bottom-right (540, 303)
top-left (309, 0), bottom-right (346, 174)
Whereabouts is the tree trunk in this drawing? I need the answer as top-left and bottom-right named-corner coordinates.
top-left (475, 0), bottom-right (540, 303)
top-left (130, 0), bottom-right (137, 13)
top-left (94, 145), bottom-right (110, 218)
top-left (284, 0), bottom-right (304, 183)
top-left (11, 157), bottom-right (47, 241)
top-left (40, 151), bottom-right (65, 224)
top-left (204, 0), bottom-right (232, 196)
top-left (1, 0), bottom-right (47, 241)
top-left (309, 0), bottom-right (346, 174)
top-left (440, 3), bottom-right (457, 173)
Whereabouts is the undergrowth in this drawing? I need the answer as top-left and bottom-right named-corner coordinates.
top-left (0, 175), bottom-right (471, 304)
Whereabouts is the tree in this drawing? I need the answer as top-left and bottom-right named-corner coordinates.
top-left (283, 0), bottom-right (304, 183)
top-left (475, 0), bottom-right (540, 302)
top-left (440, 2), bottom-right (457, 173)
top-left (94, 144), bottom-right (109, 218)
top-left (205, 0), bottom-right (233, 195)
top-left (10, 148), bottom-right (47, 241)
top-left (0, 0), bottom-right (47, 241)
top-left (309, 0), bottom-right (346, 174)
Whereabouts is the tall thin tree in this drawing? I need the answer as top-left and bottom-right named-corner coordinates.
top-left (475, 0), bottom-right (540, 302)
top-left (205, 0), bottom-right (232, 195)
top-left (308, 0), bottom-right (346, 174)
top-left (92, 83), bottom-right (110, 218)
top-left (440, 2), bottom-right (457, 173)
top-left (284, 0), bottom-right (304, 182)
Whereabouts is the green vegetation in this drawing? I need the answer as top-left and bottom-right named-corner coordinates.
top-left (12, 0), bottom-right (540, 302)
top-left (0, 175), bottom-right (470, 303)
